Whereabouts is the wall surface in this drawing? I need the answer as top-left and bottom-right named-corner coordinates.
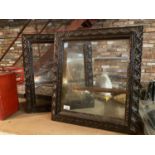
top-left (0, 21), bottom-right (57, 66)
top-left (0, 19), bottom-right (155, 85)
top-left (93, 19), bottom-right (155, 85)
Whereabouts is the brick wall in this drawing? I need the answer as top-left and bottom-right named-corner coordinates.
top-left (65, 40), bottom-right (129, 89)
top-left (92, 19), bottom-right (155, 85)
top-left (0, 21), bottom-right (56, 66)
top-left (0, 19), bottom-right (155, 85)
top-left (92, 40), bottom-right (129, 89)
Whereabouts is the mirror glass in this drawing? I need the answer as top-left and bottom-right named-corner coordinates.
top-left (62, 39), bottom-right (130, 122)
top-left (32, 43), bottom-right (54, 108)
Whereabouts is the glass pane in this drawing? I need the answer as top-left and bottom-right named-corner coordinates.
top-left (32, 43), bottom-right (54, 107)
top-left (62, 40), bottom-right (130, 122)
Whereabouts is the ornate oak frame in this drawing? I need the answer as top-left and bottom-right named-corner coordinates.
top-left (52, 26), bottom-right (143, 134)
top-left (22, 34), bottom-right (54, 112)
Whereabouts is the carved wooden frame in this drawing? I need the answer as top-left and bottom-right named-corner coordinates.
top-left (52, 26), bottom-right (143, 134)
top-left (22, 34), bottom-right (54, 112)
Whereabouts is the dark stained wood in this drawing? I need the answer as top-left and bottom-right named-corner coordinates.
top-left (83, 41), bottom-right (93, 87)
top-left (22, 34), bottom-right (54, 113)
top-left (73, 86), bottom-right (127, 94)
top-left (51, 26), bottom-right (143, 134)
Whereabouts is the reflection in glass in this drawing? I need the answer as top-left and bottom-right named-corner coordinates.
top-left (32, 43), bottom-right (54, 107)
top-left (62, 40), bottom-right (130, 122)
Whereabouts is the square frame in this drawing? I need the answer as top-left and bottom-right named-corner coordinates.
top-left (52, 26), bottom-right (143, 134)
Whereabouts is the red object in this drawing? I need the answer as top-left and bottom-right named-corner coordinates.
top-left (0, 72), bottom-right (19, 120)
top-left (0, 66), bottom-right (24, 84)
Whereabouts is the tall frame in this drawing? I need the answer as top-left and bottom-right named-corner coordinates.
top-left (51, 26), bottom-right (143, 134)
top-left (22, 34), bottom-right (54, 112)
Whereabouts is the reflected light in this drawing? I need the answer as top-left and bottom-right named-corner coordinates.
top-left (67, 58), bottom-right (71, 63)
top-left (63, 78), bottom-right (68, 85)
top-left (104, 95), bottom-right (112, 102)
top-left (64, 42), bottom-right (68, 48)
top-left (84, 90), bottom-right (90, 94)
top-left (34, 76), bottom-right (41, 83)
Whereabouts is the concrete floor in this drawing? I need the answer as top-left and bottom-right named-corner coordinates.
top-left (0, 111), bottom-right (121, 135)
